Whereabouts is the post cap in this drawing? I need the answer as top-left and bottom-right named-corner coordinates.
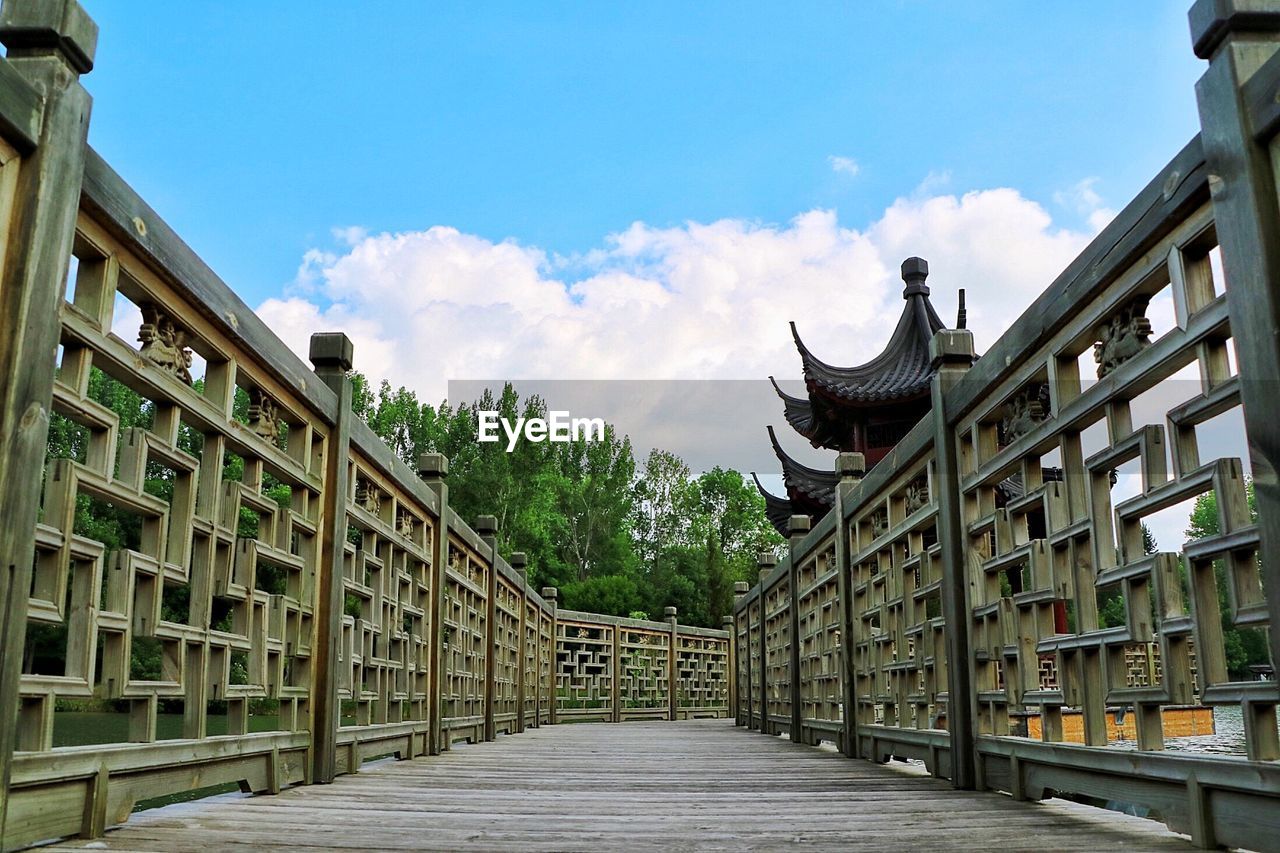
top-left (474, 515), bottom-right (498, 536)
top-left (1189, 0), bottom-right (1280, 59)
top-left (541, 586), bottom-right (558, 601)
top-left (902, 256), bottom-right (929, 298)
top-left (0, 0), bottom-right (97, 74)
top-left (733, 581), bottom-right (750, 595)
top-left (836, 452), bottom-right (866, 479)
top-left (309, 332), bottom-right (354, 372)
top-left (929, 329), bottom-right (976, 368)
top-left (416, 453), bottom-right (449, 478)
top-left (757, 552), bottom-right (778, 568)
top-left (510, 552), bottom-right (528, 568)
top-left (663, 606), bottom-right (678, 619)
top-left (788, 514), bottom-right (811, 537)
top-left (723, 616), bottom-right (735, 627)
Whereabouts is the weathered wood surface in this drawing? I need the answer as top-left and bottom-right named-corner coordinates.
top-left (44, 720), bottom-right (1191, 852)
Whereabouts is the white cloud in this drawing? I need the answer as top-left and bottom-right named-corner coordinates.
top-left (257, 186), bottom-right (1101, 403)
top-left (828, 155), bottom-right (860, 177)
top-left (1055, 177), bottom-right (1117, 233)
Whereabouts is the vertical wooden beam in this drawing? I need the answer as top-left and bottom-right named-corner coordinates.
top-left (930, 327), bottom-right (978, 789)
top-left (611, 616), bottom-right (622, 723)
top-left (476, 515), bottom-right (498, 742)
top-left (665, 606), bottom-right (679, 721)
top-left (0, 1), bottom-right (96, 838)
top-left (722, 615), bottom-right (737, 722)
top-left (543, 586), bottom-right (558, 724)
top-left (418, 453), bottom-right (449, 755)
top-left (835, 452), bottom-right (865, 758)
top-left (757, 553), bottom-right (776, 735)
top-left (732, 582), bottom-right (750, 728)
top-left (1190, 0), bottom-right (1280, 674)
top-left (787, 515), bottom-right (810, 743)
top-left (308, 332), bottom-right (354, 785)
top-left (511, 551), bottom-right (528, 733)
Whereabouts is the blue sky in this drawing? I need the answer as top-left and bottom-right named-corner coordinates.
top-left (84, 2), bottom-right (1204, 307)
top-left (85, 2), bottom-right (1217, 550)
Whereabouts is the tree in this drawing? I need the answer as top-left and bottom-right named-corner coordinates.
top-left (690, 467), bottom-right (784, 624)
top-left (1185, 482), bottom-right (1268, 679)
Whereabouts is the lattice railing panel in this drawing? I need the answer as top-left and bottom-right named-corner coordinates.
top-left (556, 618), bottom-right (613, 712)
top-left (735, 607), bottom-right (751, 722)
top-left (748, 598), bottom-right (762, 724)
top-left (618, 627), bottom-right (669, 710)
top-left (849, 457), bottom-right (944, 733)
top-left (492, 573), bottom-right (522, 727)
top-left (958, 201), bottom-right (1277, 754)
top-left (523, 599), bottom-right (539, 722)
top-left (764, 579), bottom-right (791, 724)
top-left (675, 634), bottom-right (729, 710)
top-left (796, 539), bottom-right (842, 724)
top-left (538, 609), bottom-right (554, 720)
top-left (25, 219), bottom-right (330, 749)
top-left (338, 452), bottom-right (432, 727)
top-left (443, 537), bottom-right (488, 723)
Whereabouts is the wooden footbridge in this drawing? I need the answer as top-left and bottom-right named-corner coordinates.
top-left (2, 0), bottom-right (1280, 850)
top-left (38, 721), bottom-right (1192, 852)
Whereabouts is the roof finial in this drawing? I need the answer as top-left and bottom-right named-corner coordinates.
top-left (956, 288), bottom-right (967, 329)
top-left (901, 256), bottom-right (929, 299)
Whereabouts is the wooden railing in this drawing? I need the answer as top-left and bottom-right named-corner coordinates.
top-left (0, 3), bottom-right (729, 849)
top-left (734, 3), bottom-right (1280, 848)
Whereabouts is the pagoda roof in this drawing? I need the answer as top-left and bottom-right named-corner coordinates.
top-left (751, 473), bottom-right (794, 538)
top-left (768, 425), bottom-right (837, 508)
top-left (790, 257), bottom-right (948, 406)
top-left (769, 376), bottom-right (817, 438)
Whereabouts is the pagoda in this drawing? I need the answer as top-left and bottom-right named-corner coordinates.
top-left (754, 257), bottom-right (965, 535)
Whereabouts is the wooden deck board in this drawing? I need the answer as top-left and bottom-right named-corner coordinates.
top-left (46, 720), bottom-right (1193, 851)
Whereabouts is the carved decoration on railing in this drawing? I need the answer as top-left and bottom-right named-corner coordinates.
top-left (998, 382), bottom-right (1050, 445)
top-left (247, 389), bottom-right (281, 445)
top-left (355, 478), bottom-right (381, 514)
top-left (138, 303), bottom-right (194, 384)
top-left (904, 477), bottom-right (929, 514)
top-left (397, 509), bottom-right (416, 538)
top-left (1094, 296), bottom-right (1153, 378)
top-left (870, 509), bottom-right (889, 538)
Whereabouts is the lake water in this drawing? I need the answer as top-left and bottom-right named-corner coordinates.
top-left (1109, 706), bottom-right (1273, 756)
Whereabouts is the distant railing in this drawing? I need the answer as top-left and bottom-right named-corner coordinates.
top-left (0, 3), bottom-right (729, 850)
top-left (733, 3), bottom-right (1280, 848)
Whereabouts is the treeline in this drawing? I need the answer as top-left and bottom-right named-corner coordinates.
top-left (351, 377), bottom-right (783, 626)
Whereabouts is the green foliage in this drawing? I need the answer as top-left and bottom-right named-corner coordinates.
top-left (1185, 482), bottom-right (1269, 679)
top-left (349, 376), bottom-right (783, 626)
top-left (560, 574), bottom-right (643, 616)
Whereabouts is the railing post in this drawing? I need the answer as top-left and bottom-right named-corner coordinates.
top-left (611, 615), bottom-right (622, 723)
top-left (835, 452), bottom-right (865, 758)
top-left (665, 606), bottom-right (679, 720)
top-left (733, 582), bottom-right (750, 728)
top-left (757, 553), bottom-right (776, 734)
top-left (512, 552), bottom-right (528, 733)
top-left (787, 515), bottom-right (810, 743)
top-left (418, 453), bottom-right (450, 755)
top-left (930, 327), bottom-right (978, 789)
top-left (476, 514), bottom-right (499, 742)
top-left (308, 333), bottom-right (354, 785)
top-left (0, 0), bottom-right (96, 836)
top-left (1190, 0), bottom-right (1280, 683)
top-left (543, 586), bottom-right (558, 724)
top-left (723, 615), bottom-right (737, 721)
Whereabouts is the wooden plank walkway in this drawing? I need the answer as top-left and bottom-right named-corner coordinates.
top-left (46, 720), bottom-right (1193, 852)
